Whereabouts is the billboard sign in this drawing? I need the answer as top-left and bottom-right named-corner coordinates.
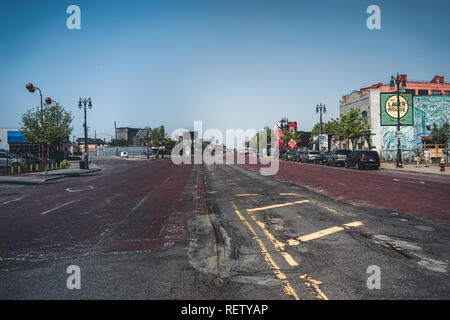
top-left (380, 93), bottom-right (414, 126)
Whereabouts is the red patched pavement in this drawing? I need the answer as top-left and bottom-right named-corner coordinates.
top-left (242, 159), bottom-right (450, 223)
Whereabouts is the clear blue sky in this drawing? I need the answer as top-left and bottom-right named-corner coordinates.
top-left (1, 0), bottom-right (449, 141)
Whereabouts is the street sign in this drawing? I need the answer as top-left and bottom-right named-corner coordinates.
top-left (380, 93), bottom-right (414, 126)
top-left (288, 139), bottom-right (296, 148)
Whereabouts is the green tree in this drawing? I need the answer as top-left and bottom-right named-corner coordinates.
top-left (311, 118), bottom-right (342, 141)
top-left (148, 125), bottom-right (167, 147)
top-left (431, 122), bottom-right (449, 145)
top-left (249, 128), bottom-right (272, 153)
top-left (339, 108), bottom-right (371, 150)
top-left (20, 104), bottom-right (73, 148)
top-left (280, 128), bottom-right (301, 147)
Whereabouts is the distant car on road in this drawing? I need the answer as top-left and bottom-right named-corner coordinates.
top-left (345, 150), bottom-right (380, 170)
top-left (327, 149), bottom-right (351, 167)
top-left (301, 150), bottom-right (320, 163)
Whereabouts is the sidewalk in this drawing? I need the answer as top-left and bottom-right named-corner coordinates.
top-left (380, 162), bottom-right (449, 176)
top-left (0, 162), bottom-right (101, 185)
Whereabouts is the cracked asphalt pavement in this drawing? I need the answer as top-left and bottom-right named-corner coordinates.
top-left (0, 156), bottom-right (448, 299)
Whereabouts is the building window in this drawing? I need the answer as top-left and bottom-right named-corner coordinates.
top-left (405, 89), bottom-right (415, 95)
top-left (362, 111), bottom-right (368, 124)
top-left (431, 90), bottom-right (442, 96)
top-left (445, 91), bottom-right (450, 96)
top-left (418, 89), bottom-right (429, 96)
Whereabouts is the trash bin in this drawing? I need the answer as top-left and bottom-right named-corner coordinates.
top-left (79, 160), bottom-right (85, 169)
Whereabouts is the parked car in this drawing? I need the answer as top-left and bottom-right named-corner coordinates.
top-left (327, 149), bottom-right (352, 166)
top-left (0, 152), bottom-right (27, 171)
top-left (12, 153), bottom-right (40, 166)
top-left (314, 152), bottom-right (328, 165)
top-left (345, 150), bottom-right (380, 170)
top-left (282, 148), bottom-right (296, 161)
top-left (301, 150), bottom-right (320, 163)
top-left (293, 149), bottom-right (303, 162)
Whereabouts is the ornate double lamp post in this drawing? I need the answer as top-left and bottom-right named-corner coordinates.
top-left (316, 103), bottom-right (326, 150)
top-left (78, 98), bottom-right (92, 170)
top-left (390, 73), bottom-right (407, 168)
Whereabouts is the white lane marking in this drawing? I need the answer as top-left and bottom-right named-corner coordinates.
top-left (84, 177), bottom-right (97, 182)
top-left (131, 196), bottom-right (148, 213)
top-left (41, 200), bottom-right (76, 215)
top-left (2, 197), bottom-right (23, 205)
top-left (66, 186), bottom-right (95, 193)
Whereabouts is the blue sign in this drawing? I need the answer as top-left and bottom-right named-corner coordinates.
top-left (7, 131), bottom-right (28, 143)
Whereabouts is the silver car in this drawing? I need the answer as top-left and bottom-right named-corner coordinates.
top-left (0, 152), bottom-right (27, 170)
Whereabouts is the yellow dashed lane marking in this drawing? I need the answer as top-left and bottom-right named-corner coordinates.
top-left (231, 202), bottom-right (300, 300)
top-left (236, 194), bottom-right (260, 197)
top-left (310, 201), bottom-right (344, 217)
top-left (287, 221), bottom-right (363, 246)
top-left (279, 193), bottom-right (302, 197)
top-left (247, 200), bottom-right (310, 212)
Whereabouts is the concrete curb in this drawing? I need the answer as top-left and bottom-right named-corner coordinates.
top-left (380, 167), bottom-right (448, 177)
top-left (0, 168), bottom-right (102, 185)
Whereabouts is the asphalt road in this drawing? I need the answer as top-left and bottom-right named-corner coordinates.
top-left (204, 162), bottom-right (450, 299)
top-left (0, 156), bottom-right (448, 299)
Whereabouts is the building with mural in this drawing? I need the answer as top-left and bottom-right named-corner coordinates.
top-left (340, 74), bottom-right (450, 159)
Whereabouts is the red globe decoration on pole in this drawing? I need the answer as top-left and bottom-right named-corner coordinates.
top-left (45, 97), bottom-right (52, 105)
top-left (26, 83), bottom-right (35, 93)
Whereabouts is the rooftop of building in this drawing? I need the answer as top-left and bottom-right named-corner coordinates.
top-left (341, 74), bottom-right (450, 102)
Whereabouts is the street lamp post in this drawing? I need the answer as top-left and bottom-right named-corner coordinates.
top-left (26, 83), bottom-right (46, 171)
top-left (78, 98), bottom-right (92, 170)
top-left (390, 73), bottom-right (407, 168)
top-left (316, 103), bottom-right (326, 150)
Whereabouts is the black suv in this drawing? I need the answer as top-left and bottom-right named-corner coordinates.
top-left (327, 149), bottom-right (351, 167)
top-left (345, 150), bottom-right (380, 170)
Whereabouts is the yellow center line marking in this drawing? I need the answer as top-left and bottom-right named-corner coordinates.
top-left (279, 193), bottom-right (302, 197)
top-left (231, 202), bottom-right (299, 300)
top-left (236, 194), bottom-right (260, 197)
top-left (247, 200), bottom-right (310, 212)
top-left (300, 274), bottom-right (328, 300)
top-left (245, 210), bottom-right (298, 267)
top-left (288, 221), bottom-right (364, 246)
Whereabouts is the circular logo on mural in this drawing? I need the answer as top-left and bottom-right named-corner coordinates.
top-left (385, 95), bottom-right (408, 119)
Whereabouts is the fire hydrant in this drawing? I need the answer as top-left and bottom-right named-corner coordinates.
top-left (440, 158), bottom-right (445, 172)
